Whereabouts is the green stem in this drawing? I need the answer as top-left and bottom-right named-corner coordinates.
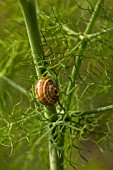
top-left (19, 0), bottom-right (45, 77)
top-left (19, 1), bottom-right (64, 170)
top-left (47, 107), bottom-right (65, 170)
top-left (70, 104), bottom-right (113, 117)
top-left (2, 75), bottom-right (27, 95)
top-left (66, 0), bottom-right (105, 110)
top-left (88, 27), bottom-right (113, 39)
top-left (49, 132), bottom-right (64, 170)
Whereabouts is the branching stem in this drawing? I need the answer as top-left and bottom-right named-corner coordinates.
top-left (66, 0), bottom-right (105, 110)
top-left (19, 1), bottom-right (64, 170)
top-left (70, 104), bottom-right (113, 117)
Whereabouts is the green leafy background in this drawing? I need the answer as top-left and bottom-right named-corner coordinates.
top-left (0, 0), bottom-right (113, 170)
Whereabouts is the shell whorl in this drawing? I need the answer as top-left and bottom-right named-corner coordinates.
top-left (35, 78), bottom-right (59, 106)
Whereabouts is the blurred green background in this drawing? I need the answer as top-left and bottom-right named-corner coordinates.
top-left (0, 0), bottom-right (113, 170)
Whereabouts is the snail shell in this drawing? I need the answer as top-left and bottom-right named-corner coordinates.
top-left (35, 77), bottom-right (59, 106)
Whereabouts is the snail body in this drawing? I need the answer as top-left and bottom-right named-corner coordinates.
top-left (35, 77), bottom-right (59, 106)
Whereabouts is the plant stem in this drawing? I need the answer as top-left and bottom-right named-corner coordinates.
top-left (47, 107), bottom-right (65, 170)
top-left (70, 104), bottom-right (113, 117)
top-left (2, 75), bottom-right (27, 95)
top-left (66, 0), bottom-right (105, 110)
top-left (19, 1), bottom-right (64, 169)
top-left (19, 0), bottom-right (45, 77)
top-left (49, 130), bottom-right (64, 170)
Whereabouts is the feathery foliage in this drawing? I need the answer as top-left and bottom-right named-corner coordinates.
top-left (0, 0), bottom-right (113, 170)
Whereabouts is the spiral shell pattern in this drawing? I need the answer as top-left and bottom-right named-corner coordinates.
top-left (35, 78), bottom-right (59, 106)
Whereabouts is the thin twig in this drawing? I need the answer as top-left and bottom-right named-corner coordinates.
top-left (69, 104), bottom-right (113, 117)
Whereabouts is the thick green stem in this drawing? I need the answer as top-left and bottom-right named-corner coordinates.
top-left (47, 108), bottom-right (65, 170)
top-left (19, 1), bottom-right (64, 170)
top-left (49, 125), bottom-right (65, 170)
top-left (19, 0), bottom-right (45, 77)
top-left (66, 0), bottom-right (105, 110)
top-left (49, 146), bottom-right (64, 170)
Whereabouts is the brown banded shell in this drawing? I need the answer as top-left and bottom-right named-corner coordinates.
top-left (35, 78), bottom-right (59, 106)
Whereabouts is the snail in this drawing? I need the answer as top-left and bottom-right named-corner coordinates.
top-left (35, 77), bottom-right (59, 106)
